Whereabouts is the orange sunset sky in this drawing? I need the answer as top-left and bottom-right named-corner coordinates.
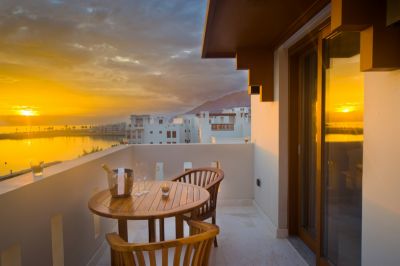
top-left (0, 0), bottom-right (247, 126)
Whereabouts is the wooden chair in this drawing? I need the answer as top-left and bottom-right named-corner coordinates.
top-left (106, 220), bottom-right (219, 266)
top-left (171, 167), bottom-right (224, 247)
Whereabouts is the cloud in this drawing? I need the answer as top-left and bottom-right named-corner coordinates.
top-left (111, 56), bottom-right (140, 64)
top-left (0, 0), bottom-right (247, 123)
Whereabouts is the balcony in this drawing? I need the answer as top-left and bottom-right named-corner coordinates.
top-left (0, 143), bottom-right (307, 265)
top-left (0, 144), bottom-right (282, 265)
top-left (211, 124), bottom-right (234, 131)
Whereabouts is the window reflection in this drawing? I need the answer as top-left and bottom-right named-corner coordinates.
top-left (323, 32), bottom-right (363, 266)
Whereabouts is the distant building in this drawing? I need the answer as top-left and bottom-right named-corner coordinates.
top-left (196, 107), bottom-right (251, 143)
top-left (128, 115), bottom-right (183, 144)
top-left (91, 122), bottom-right (127, 135)
top-left (127, 107), bottom-right (250, 144)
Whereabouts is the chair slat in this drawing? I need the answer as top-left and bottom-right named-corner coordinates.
top-left (124, 252), bottom-right (136, 266)
top-left (106, 220), bottom-right (218, 266)
top-left (196, 171), bottom-right (200, 186)
top-left (183, 244), bottom-right (194, 266)
top-left (191, 241), bottom-right (204, 266)
top-left (201, 239), bottom-right (213, 266)
top-left (173, 245), bottom-right (182, 266)
top-left (162, 248), bottom-right (168, 266)
top-left (136, 250), bottom-right (145, 266)
top-left (148, 250), bottom-right (156, 266)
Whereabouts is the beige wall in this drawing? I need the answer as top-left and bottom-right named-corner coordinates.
top-left (363, 70), bottom-right (400, 265)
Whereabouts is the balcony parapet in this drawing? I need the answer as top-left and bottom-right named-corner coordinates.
top-left (0, 143), bottom-right (253, 265)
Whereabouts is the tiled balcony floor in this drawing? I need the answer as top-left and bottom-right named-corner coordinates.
top-left (96, 205), bottom-right (307, 266)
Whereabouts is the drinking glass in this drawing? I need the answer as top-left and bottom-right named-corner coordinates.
top-left (31, 161), bottom-right (44, 177)
top-left (142, 175), bottom-right (149, 195)
top-left (134, 176), bottom-right (143, 197)
top-left (134, 162), bottom-right (151, 196)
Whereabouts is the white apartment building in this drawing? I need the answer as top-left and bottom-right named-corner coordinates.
top-left (128, 115), bottom-right (184, 144)
top-left (127, 107), bottom-right (251, 144)
top-left (196, 107), bottom-right (251, 144)
top-left (172, 115), bottom-right (199, 143)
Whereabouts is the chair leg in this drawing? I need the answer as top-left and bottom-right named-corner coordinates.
top-left (212, 214), bottom-right (218, 247)
top-left (159, 218), bottom-right (165, 241)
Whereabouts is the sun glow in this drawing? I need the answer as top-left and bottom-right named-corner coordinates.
top-left (18, 109), bottom-right (39, 117)
top-left (335, 105), bottom-right (357, 113)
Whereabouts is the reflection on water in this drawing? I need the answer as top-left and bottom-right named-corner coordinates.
top-left (0, 136), bottom-right (119, 176)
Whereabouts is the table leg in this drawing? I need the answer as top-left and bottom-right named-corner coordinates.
top-left (118, 219), bottom-right (128, 241)
top-left (148, 219), bottom-right (156, 242)
top-left (175, 214), bottom-right (184, 239)
top-left (111, 248), bottom-right (116, 266)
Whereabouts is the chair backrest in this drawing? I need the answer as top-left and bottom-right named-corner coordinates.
top-left (171, 168), bottom-right (224, 217)
top-left (107, 220), bottom-right (219, 266)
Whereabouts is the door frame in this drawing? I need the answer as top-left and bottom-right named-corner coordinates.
top-left (288, 36), bottom-right (319, 253)
top-left (288, 22), bottom-right (332, 266)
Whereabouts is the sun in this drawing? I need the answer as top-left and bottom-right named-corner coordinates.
top-left (19, 109), bottom-right (39, 117)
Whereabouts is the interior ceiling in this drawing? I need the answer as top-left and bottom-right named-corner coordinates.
top-left (202, 0), bottom-right (329, 58)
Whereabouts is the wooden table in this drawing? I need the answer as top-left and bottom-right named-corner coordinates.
top-left (88, 180), bottom-right (209, 242)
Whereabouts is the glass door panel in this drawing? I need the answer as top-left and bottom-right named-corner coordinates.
top-left (322, 32), bottom-right (363, 266)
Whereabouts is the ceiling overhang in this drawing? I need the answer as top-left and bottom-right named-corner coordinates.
top-left (202, 0), bottom-right (330, 101)
top-left (202, 0), bottom-right (329, 59)
top-left (202, 0), bottom-right (400, 102)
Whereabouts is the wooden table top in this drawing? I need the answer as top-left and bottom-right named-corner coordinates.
top-left (88, 180), bottom-right (210, 220)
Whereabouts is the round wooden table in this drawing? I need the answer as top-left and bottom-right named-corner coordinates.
top-left (88, 180), bottom-right (210, 242)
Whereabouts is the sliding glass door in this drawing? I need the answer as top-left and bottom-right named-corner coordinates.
top-left (322, 32), bottom-right (363, 266)
top-left (289, 28), bottom-right (363, 266)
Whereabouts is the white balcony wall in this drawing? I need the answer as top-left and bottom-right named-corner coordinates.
top-left (0, 143), bottom-right (253, 266)
top-left (363, 70), bottom-right (400, 266)
top-left (0, 145), bottom-right (133, 266)
top-left (130, 143), bottom-right (254, 203)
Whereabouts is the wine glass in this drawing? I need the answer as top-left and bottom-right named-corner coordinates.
top-left (134, 176), bottom-right (143, 196)
top-left (139, 162), bottom-right (150, 195)
top-left (134, 162), bottom-right (143, 196)
top-left (142, 175), bottom-right (149, 195)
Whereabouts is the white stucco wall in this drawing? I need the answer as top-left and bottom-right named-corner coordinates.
top-left (362, 70), bottom-right (400, 266)
top-left (251, 97), bottom-right (280, 229)
top-left (251, 6), bottom-right (331, 237)
top-left (0, 145), bottom-right (133, 266)
top-left (130, 143), bottom-right (254, 203)
top-left (0, 143), bottom-right (253, 266)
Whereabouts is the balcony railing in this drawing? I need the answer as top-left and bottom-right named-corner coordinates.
top-left (0, 143), bottom-right (253, 265)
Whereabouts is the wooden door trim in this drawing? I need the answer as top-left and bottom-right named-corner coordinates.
top-left (316, 24), bottom-right (332, 266)
top-left (288, 22), bottom-right (332, 266)
top-left (288, 36), bottom-right (319, 252)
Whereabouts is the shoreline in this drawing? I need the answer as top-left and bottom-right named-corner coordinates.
top-left (0, 130), bottom-right (125, 140)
